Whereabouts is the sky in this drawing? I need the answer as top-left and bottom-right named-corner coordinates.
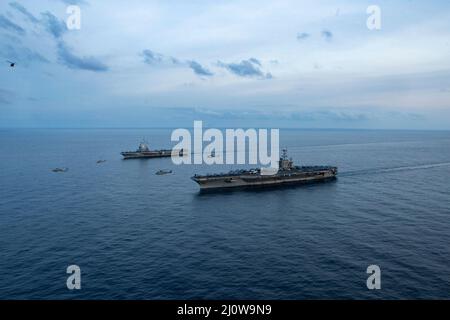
top-left (0, 0), bottom-right (450, 129)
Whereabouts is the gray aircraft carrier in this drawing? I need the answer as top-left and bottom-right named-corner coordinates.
top-left (121, 141), bottom-right (183, 159)
top-left (191, 149), bottom-right (337, 191)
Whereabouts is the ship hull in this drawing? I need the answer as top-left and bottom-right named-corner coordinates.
top-left (121, 149), bottom-right (183, 159)
top-left (192, 169), bottom-right (337, 192)
top-left (121, 151), bottom-right (172, 159)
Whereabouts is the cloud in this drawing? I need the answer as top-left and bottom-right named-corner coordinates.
top-left (217, 58), bottom-right (272, 79)
top-left (187, 60), bottom-right (213, 76)
top-left (290, 110), bottom-right (370, 121)
top-left (57, 41), bottom-right (108, 72)
top-left (188, 107), bottom-right (425, 124)
top-left (321, 29), bottom-right (333, 41)
top-left (142, 49), bottom-right (179, 65)
top-left (142, 49), bottom-right (163, 64)
top-left (41, 11), bottom-right (66, 39)
top-left (142, 49), bottom-right (212, 77)
top-left (3, 7), bottom-right (105, 71)
top-left (37, 10), bottom-right (107, 72)
top-left (9, 2), bottom-right (39, 24)
top-left (21, 47), bottom-right (49, 63)
top-left (296, 32), bottom-right (310, 41)
top-left (1, 44), bottom-right (49, 64)
top-left (166, 107), bottom-right (375, 122)
top-left (248, 57), bottom-right (261, 66)
top-left (0, 14), bottom-right (25, 35)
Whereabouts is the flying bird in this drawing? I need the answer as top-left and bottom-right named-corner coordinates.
top-left (7, 60), bottom-right (16, 67)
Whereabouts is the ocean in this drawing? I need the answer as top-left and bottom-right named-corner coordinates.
top-left (0, 128), bottom-right (449, 299)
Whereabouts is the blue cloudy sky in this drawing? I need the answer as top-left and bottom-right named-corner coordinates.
top-left (1, 0), bottom-right (450, 129)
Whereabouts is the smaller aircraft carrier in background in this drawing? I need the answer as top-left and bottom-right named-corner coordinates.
top-left (191, 149), bottom-right (337, 191)
top-left (121, 141), bottom-right (183, 159)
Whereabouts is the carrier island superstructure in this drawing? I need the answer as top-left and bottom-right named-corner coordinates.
top-left (191, 149), bottom-right (337, 191)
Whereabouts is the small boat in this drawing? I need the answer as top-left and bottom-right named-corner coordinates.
top-left (97, 160), bottom-right (107, 164)
top-left (52, 167), bottom-right (69, 173)
top-left (156, 169), bottom-right (172, 175)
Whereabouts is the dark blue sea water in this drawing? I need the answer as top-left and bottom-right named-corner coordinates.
top-left (1, 129), bottom-right (450, 300)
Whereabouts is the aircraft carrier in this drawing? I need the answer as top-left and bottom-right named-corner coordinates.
top-left (121, 141), bottom-right (184, 159)
top-left (191, 149), bottom-right (337, 191)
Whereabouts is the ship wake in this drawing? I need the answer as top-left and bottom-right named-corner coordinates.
top-left (341, 162), bottom-right (450, 177)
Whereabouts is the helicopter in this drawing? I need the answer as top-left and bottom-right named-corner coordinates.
top-left (6, 60), bottom-right (16, 68)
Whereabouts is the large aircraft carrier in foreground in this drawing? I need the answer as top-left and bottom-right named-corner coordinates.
top-left (191, 149), bottom-right (337, 191)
